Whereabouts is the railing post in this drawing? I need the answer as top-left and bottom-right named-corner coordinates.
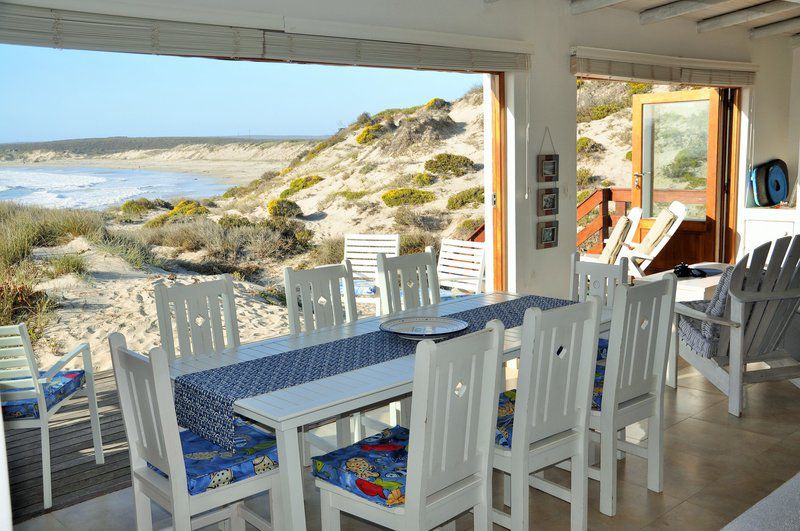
top-left (601, 188), bottom-right (611, 242)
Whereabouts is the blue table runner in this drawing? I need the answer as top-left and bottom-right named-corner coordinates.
top-left (174, 295), bottom-right (571, 449)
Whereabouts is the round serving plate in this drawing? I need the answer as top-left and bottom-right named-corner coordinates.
top-left (379, 316), bottom-right (469, 340)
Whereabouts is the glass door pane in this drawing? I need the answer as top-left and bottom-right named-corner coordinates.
top-left (641, 99), bottom-right (709, 220)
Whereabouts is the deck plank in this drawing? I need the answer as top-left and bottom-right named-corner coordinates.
top-left (6, 370), bottom-right (132, 524)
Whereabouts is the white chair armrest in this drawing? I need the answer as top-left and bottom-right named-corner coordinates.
top-left (43, 343), bottom-right (91, 381)
top-left (674, 303), bottom-right (741, 328)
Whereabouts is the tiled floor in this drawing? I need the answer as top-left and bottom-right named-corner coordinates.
top-left (14, 358), bottom-right (800, 530)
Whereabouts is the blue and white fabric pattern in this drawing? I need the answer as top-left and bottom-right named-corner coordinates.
top-left (175, 295), bottom-right (572, 449)
top-left (149, 418), bottom-right (279, 495)
top-left (677, 266), bottom-right (734, 359)
top-left (495, 338), bottom-right (609, 449)
top-left (312, 425), bottom-right (409, 507)
top-left (1, 370), bottom-right (86, 421)
top-left (353, 279), bottom-right (378, 297)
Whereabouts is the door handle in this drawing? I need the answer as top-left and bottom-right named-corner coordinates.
top-left (633, 173), bottom-right (643, 188)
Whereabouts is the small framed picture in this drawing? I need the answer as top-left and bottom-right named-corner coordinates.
top-left (537, 221), bottom-right (559, 249)
top-left (537, 154), bottom-right (559, 182)
top-left (537, 188), bottom-right (559, 216)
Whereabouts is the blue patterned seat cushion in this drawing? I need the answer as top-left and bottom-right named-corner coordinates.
top-left (150, 418), bottom-right (279, 495)
top-left (353, 280), bottom-right (378, 297)
top-left (1, 370), bottom-right (86, 421)
top-left (496, 339), bottom-right (609, 449)
top-left (312, 425), bottom-right (409, 507)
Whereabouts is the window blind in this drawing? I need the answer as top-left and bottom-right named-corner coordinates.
top-left (570, 46), bottom-right (756, 87)
top-left (0, 3), bottom-right (529, 72)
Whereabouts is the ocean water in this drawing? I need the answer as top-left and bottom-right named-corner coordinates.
top-left (0, 166), bottom-right (230, 210)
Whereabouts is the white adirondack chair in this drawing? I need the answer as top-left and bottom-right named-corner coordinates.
top-left (284, 260), bottom-right (358, 335)
top-left (109, 333), bottom-right (280, 531)
top-left (344, 233), bottom-right (400, 315)
top-left (315, 320), bottom-right (505, 530)
top-left (0, 416), bottom-right (10, 531)
top-left (437, 239), bottom-right (485, 296)
top-left (0, 324), bottom-right (104, 509)
top-left (376, 248), bottom-right (440, 315)
top-left (570, 251), bottom-right (629, 332)
top-left (154, 275), bottom-right (240, 363)
top-left (673, 235), bottom-right (800, 416)
top-left (617, 201), bottom-right (686, 278)
top-left (587, 275), bottom-right (676, 516)
top-left (493, 299), bottom-right (601, 531)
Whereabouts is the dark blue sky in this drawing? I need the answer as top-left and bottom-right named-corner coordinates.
top-left (0, 44), bottom-right (481, 143)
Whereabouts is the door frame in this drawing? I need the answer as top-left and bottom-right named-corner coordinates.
top-left (490, 73), bottom-right (508, 291)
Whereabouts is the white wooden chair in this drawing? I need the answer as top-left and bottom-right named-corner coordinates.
top-left (0, 324), bottom-right (104, 509)
top-left (493, 299), bottom-right (601, 531)
top-left (284, 260), bottom-right (358, 335)
top-left (344, 233), bottom-right (400, 316)
top-left (617, 201), bottom-right (686, 278)
top-left (437, 239), bottom-right (485, 297)
top-left (154, 275), bottom-right (240, 363)
top-left (570, 251), bottom-right (629, 332)
top-left (314, 320), bottom-right (505, 530)
top-left (0, 415), bottom-right (10, 531)
top-left (109, 333), bottom-right (281, 531)
top-left (587, 274), bottom-right (676, 516)
top-left (376, 248), bottom-right (440, 315)
top-left (673, 235), bottom-right (800, 416)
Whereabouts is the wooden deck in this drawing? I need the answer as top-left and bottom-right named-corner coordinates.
top-left (7, 370), bottom-right (131, 524)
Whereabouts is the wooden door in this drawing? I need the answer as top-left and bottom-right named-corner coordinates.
top-left (631, 88), bottom-right (723, 270)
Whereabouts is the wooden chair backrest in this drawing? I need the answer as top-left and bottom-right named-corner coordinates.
top-left (730, 235), bottom-right (800, 360)
top-left (376, 248), bottom-right (440, 315)
top-left (623, 207), bottom-right (643, 246)
top-left (602, 275), bottom-right (676, 408)
top-left (343, 234), bottom-right (400, 281)
top-left (404, 320), bottom-right (504, 518)
top-left (514, 300), bottom-right (600, 448)
top-left (637, 201), bottom-right (686, 271)
top-left (109, 333), bottom-right (187, 500)
top-left (570, 252), bottom-right (629, 313)
top-left (284, 260), bottom-right (358, 335)
top-left (437, 239), bottom-right (485, 293)
top-left (0, 324), bottom-right (44, 405)
top-left (154, 275), bottom-right (240, 363)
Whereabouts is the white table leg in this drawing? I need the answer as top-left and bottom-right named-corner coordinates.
top-left (666, 321), bottom-right (678, 389)
top-left (275, 427), bottom-right (308, 530)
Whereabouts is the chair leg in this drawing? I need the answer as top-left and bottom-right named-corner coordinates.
top-left (85, 374), bottom-right (105, 465)
top-left (616, 428), bottom-right (626, 460)
top-left (41, 424), bottom-right (52, 509)
top-left (132, 477), bottom-right (153, 531)
top-left (570, 449), bottom-right (589, 531)
top-left (503, 471), bottom-right (511, 508)
top-left (320, 490), bottom-right (341, 531)
top-left (647, 413), bottom-right (664, 493)
top-left (474, 498), bottom-right (491, 530)
top-left (399, 397), bottom-right (412, 428)
top-left (230, 503), bottom-right (246, 531)
top-left (667, 322), bottom-right (678, 389)
top-left (599, 428), bottom-right (618, 516)
top-left (335, 417), bottom-right (351, 448)
top-left (510, 468), bottom-right (530, 530)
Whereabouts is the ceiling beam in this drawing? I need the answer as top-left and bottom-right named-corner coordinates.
top-left (571, 0), bottom-right (627, 15)
top-left (794, 32), bottom-right (800, 45)
top-left (640, 0), bottom-right (729, 24)
top-left (750, 16), bottom-right (800, 37)
top-left (698, 1), bottom-right (800, 32)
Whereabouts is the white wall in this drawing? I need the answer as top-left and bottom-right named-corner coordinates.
top-left (11, 0), bottom-right (800, 296)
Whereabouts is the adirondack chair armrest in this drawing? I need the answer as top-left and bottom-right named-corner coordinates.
top-left (579, 253), bottom-right (602, 263)
top-left (622, 248), bottom-right (654, 261)
top-left (674, 302), bottom-right (741, 328)
top-left (731, 287), bottom-right (800, 304)
top-left (43, 342), bottom-right (91, 381)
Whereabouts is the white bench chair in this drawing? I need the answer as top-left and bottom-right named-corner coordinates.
top-left (673, 235), bottom-right (800, 416)
top-left (344, 233), bottom-right (400, 316)
top-left (570, 251), bottom-right (629, 332)
top-left (0, 323), bottom-right (104, 509)
top-left (154, 275), bottom-right (240, 363)
top-left (617, 201), bottom-right (686, 278)
top-left (376, 248), bottom-right (440, 315)
top-left (588, 275), bottom-right (676, 516)
top-left (109, 334), bottom-right (280, 531)
top-left (493, 299), bottom-right (601, 531)
top-left (437, 239), bottom-right (485, 298)
top-left (313, 320), bottom-right (505, 530)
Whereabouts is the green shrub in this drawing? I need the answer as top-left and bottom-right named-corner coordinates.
top-left (120, 198), bottom-right (158, 216)
top-left (338, 190), bottom-right (370, 201)
top-left (627, 82), bottom-right (652, 97)
top-left (218, 215), bottom-right (254, 230)
top-left (576, 168), bottom-right (594, 187)
top-left (577, 189), bottom-right (592, 203)
top-left (600, 179), bottom-right (614, 187)
top-left (454, 216), bottom-right (484, 239)
top-left (625, 150), bottom-right (632, 161)
top-left (412, 172), bottom-right (435, 187)
top-left (48, 254), bottom-right (87, 277)
top-left (446, 187), bottom-right (484, 210)
top-left (393, 207), bottom-right (444, 231)
top-left (143, 200), bottom-right (209, 228)
top-left (589, 102), bottom-right (624, 121)
top-left (353, 112), bottom-right (372, 127)
top-left (359, 162), bottom-right (378, 175)
top-left (576, 137), bottom-right (604, 156)
top-left (356, 124), bottom-right (384, 145)
top-left (381, 188), bottom-right (435, 207)
top-left (576, 79), bottom-right (585, 89)
top-left (424, 98), bottom-right (448, 110)
top-left (91, 229), bottom-right (164, 269)
top-left (424, 153), bottom-right (475, 177)
top-left (400, 231), bottom-right (438, 255)
top-left (267, 199), bottom-right (303, 218)
top-left (200, 198), bottom-right (218, 208)
top-left (259, 284), bottom-right (287, 306)
top-left (307, 237), bottom-right (345, 268)
top-left (280, 175), bottom-right (324, 198)
top-left (372, 105), bottom-right (421, 122)
top-left (0, 265), bottom-right (52, 345)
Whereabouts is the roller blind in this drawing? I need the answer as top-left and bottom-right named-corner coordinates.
top-left (571, 46), bottom-right (756, 87)
top-left (0, 3), bottom-right (529, 72)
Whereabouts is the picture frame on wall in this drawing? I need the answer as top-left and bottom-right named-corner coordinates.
top-left (537, 221), bottom-right (559, 249)
top-left (537, 188), bottom-right (559, 216)
top-left (537, 154), bottom-right (559, 182)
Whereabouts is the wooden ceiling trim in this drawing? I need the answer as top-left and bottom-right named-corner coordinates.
top-left (750, 15), bottom-right (800, 37)
top-left (640, 0), bottom-right (730, 24)
top-left (698, 1), bottom-right (800, 32)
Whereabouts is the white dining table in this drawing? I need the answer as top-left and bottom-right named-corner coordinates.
top-left (168, 291), bottom-right (529, 531)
